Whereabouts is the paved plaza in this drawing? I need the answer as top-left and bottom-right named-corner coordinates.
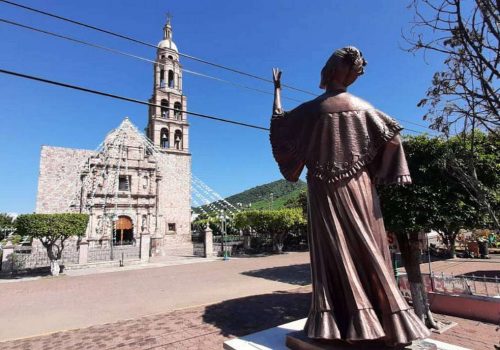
top-left (0, 253), bottom-right (498, 349)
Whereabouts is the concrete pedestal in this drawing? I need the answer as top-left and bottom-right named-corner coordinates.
top-left (140, 232), bottom-right (151, 262)
top-left (286, 331), bottom-right (437, 349)
top-left (1, 241), bottom-right (14, 272)
top-left (78, 240), bottom-right (88, 265)
top-left (223, 318), bottom-right (470, 350)
top-left (204, 226), bottom-right (213, 258)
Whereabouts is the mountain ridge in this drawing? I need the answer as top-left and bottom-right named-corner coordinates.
top-left (196, 179), bottom-right (306, 212)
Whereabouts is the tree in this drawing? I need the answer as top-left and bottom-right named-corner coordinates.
top-left (405, 0), bottom-right (499, 136)
top-left (234, 208), bottom-right (306, 253)
top-left (284, 190), bottom-right (308, 215)
top-left (444, 132), bottom-right (500, 229)
top-left (0, 213), bottom-right (16, 241)
top-left (0, 213), bottom-right (15, 228)
top-left (405, 0), bottom-right (500, 229)
top-left (378, 135), bottom-right (485, 328)
top-left (16, 213), bottom-right (89, 276)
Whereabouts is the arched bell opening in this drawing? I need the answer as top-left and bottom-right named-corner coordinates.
top-left (160, 128), bottom-right (169, 148)
top-left (168, 70), bottom-right (174, 88)
top-left (174, 102), bottom-right (182, 120)
top-left (160, 99), bottom-right (169, 118)
top-left (174, 130), bottom-right (183, 150)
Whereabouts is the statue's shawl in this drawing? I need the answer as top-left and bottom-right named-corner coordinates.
top-left (270, 92), bottom-right (410, 184)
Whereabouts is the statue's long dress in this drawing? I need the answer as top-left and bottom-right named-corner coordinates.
top-left (270, 92), bottom-right (430, 346)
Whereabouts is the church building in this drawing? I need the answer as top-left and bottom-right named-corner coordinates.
top-left (35, 18), bottom-right (193, 257)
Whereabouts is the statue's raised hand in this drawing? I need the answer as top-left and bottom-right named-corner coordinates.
top-left (272, 68), bottom-right (283, 115)
top-left (273, 68), bottom-right (282, 89)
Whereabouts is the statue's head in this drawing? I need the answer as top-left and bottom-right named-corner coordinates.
top-left (319, 46), bottom-right (367, 90)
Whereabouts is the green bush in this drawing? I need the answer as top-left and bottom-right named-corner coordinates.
top-left (16, 213), bottom-right (88, 270)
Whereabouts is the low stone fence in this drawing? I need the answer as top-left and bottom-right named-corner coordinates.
top-left (87, 245), bottom-right (140, 263)
top-left (213, 241), bottom-right (244, 256)
top-left (192, 229), bottom-right (251, 257)
top-left (7, 248), bottom-right (79, 272)
top-left (1, 233), bottom-right (152, 274)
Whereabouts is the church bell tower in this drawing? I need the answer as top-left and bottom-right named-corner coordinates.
top-left (147, 16), bottom-right (189, 153)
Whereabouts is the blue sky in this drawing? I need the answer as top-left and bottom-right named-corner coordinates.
top-left (0, 0), bottom-right (441, 213)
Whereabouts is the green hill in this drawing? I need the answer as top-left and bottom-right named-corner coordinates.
top-left (196, 179), bottom-right (306, 212)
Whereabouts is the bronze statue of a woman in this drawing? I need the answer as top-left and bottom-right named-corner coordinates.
top-left (270, 47), bottom-right (430, 347)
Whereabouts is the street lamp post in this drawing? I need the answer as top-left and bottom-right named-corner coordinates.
top-left (220, 208), bottom-right (229, 260)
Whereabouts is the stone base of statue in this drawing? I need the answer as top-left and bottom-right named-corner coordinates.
top-left (286, 331), bottom-right (437, 350)
top-left (223, 318), bottom-right (468, 350)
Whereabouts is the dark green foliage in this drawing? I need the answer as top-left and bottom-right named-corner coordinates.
top-left (234, 208), bottom-right (306, 253)
top-left (226, 179), bottom-right (306, 207)
top-left (17, 213), bottom-right (89, 239)
top-left (0, 213), bottom-right (15, 228)
top-left (378, 134), bottom-right (497, 257)
top-left (284, 190), bottom-right (308, 215)
top-left (16, 213), bottom-right (89, 261)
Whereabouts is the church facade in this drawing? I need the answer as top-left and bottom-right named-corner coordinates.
top-left (35, 19), bottom-right (193, 257)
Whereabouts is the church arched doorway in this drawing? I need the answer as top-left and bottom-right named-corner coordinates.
top-left (114, 215), bottom-right (134, 245)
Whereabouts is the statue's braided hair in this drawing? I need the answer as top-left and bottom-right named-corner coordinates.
top-left (319, 46), bottom-right (367, 89)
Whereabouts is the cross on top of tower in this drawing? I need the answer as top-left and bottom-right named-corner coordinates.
top-left (166, 12), bottom-right (173, 26)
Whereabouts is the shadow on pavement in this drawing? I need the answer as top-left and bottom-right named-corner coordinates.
top-left (0, 267), bottom-right (51, 280)
top-left (202, 289), bottom-right (310, 337)
top-left (460, 270), bottom-right (500, 278)
top-left (241, 263), bottom-right (311, 286)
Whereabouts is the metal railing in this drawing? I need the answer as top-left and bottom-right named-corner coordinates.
top-left (213, 235), bottom-right (243, 243)
top-left (398, 272), bottom-right (500, 298)
top-left (434, 272), bottom-right (500, 297)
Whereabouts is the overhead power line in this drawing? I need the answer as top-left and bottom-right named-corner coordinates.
top-left (0, 18), bottom-right (433, 131)
top-left (0, 0), bottom-right (317, 96)
top-left (0, 68), bottom-right (426, 135)
top-left (0, 18), bottom-right (303, 103)
top-left (0, 68), bottom-right (269, 131)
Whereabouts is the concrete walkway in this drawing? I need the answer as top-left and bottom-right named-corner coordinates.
top-left (0, 253), bottom-right (497, 347)
top-left (0, 252), bottom-right (311, 341)
top-left (0, 286), bottom-right (496, 350)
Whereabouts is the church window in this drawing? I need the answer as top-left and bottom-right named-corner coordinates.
top-left (174, 102), bottom-right (182, 119)
top-left (160, 99), bottom-right (169, 118)
top-left (168, 223), bottom-right (176, 231)
top-left (118, 175), bottom-right (131, 191)
top-left (168, 70), bottom-right (174, 88)
top-left (160, 128), bottom-right (169, 148)
top-left (168, 55), bottom-right (173, 60)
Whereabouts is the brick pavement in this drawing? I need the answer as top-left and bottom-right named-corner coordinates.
top-left (0, 287), bottom-right (312, 350)
top-left (0, 258), bottom-right (500, 350)
top-left (0, 286), bottom-right (497, 350)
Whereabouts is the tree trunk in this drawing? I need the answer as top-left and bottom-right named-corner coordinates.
top-left (396, 232), bottom-right (438, 329)
top-left (448, 233), bottom-right (456, 258)
top-left (50, 260), bottom-right (60, 276)
top-left (273, 232), bottom-right (286, 254)
top-left (42, 240), bottom-right (61, 276)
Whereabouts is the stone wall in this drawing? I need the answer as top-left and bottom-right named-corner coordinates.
top-left (36, 146), bottom-right (95, 213)
top-left (156, 152), bottom-right (191, 238)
